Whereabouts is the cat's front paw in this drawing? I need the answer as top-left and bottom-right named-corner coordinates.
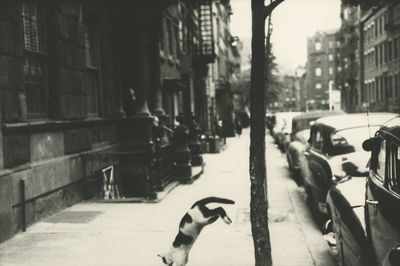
top-left (223, 216), bottom-right (232, 224)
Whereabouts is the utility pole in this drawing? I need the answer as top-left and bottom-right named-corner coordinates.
top-left (249, 0), bottom-right (284, 265)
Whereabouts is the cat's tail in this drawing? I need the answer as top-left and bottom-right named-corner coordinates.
top-left (192, 197), bottom-right (235, 208)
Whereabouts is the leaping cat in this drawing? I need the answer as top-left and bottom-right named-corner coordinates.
top-left (158, 196), bottom-right (235, 266)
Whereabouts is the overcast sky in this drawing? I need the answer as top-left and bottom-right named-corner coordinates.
top-left (230, 0), bottom-right (341, 74)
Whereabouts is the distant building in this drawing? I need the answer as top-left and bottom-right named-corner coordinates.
top-left (278, 76), bottom-right (298, 111)
top-left (294, 66), bottom-right (307, 111)
top-left (360, 2), bottom-right (400, 113)
top-left (210, 0), bottom-right (237, 137)
top-left (338, 4), bottom-right (361, 112)
top-left (305, 30), bottom-right (343, 111)
top-left (335, 1), bottom-right (400, 113)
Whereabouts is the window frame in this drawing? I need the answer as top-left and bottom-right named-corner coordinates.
top-left (22, 0), bottom-right (50, 119)
top-left (371, 138), bottom-right (386, 183)
top-left (310, 128), bottom-right (324, 153)
top-left (82, 7), bottom-right (102, 117)
top-left (388, 140), bottom-right (400, 195)
top-left (394, 4), bottom-right (400, 25)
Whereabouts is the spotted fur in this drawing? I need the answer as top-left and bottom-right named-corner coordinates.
top-left (159, 197), bottom-right (235, 266)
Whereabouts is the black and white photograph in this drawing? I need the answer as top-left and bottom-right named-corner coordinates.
top-left (0, 0), bottom-right (399, 265)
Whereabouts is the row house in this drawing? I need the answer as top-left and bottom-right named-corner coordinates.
top-left (337, 0), bottom-right (400, 113)
top-left (210, 0), bottom-right (236, 137)
top-left (0, 0), bottom-right (240, 242)
top-left (229, 36), bottom-right (245, 122)
top-left (0, 0), bottom-right (173, 243)
top-left (361, 1), bottom-right (400, 113)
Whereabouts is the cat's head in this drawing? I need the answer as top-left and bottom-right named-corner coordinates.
top-left (157, 254), bottom-right (173, 266)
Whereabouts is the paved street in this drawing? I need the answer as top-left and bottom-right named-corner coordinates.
top-left (0, 129), bottom-right (336, 266)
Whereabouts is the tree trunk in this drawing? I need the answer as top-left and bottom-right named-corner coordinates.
top-left (250, 0), bottom-right (284, 265)
top-left (250, 0), bottom-right (271, 265)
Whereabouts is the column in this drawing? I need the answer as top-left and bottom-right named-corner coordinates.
top-left (133, 35), bottom-right (151, 116)
top-left (150, 13), bottom-right (165, 116)
top-left (112, 5), bottom-right (125, 117)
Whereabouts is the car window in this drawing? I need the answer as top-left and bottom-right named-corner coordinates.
top-left (331, 126), bottom-right (381, 152)
top-left (375, 139), bottom-right (386, 182)
top-left (312, 130), bottom-right (323, 152)
top-left (388, 143), bottom-right (400, 194)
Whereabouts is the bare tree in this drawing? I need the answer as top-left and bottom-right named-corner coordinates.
top-left (249, 0), bottom-right (284, 265)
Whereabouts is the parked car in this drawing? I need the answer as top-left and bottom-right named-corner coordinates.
top-left (266, 113), bottom-right (276, 133)
top-left (326, 115), bottom-right (400, 266)
top-left (301, 112), bottom-right (398, 221)
top-left (286, 111), bottom-right (344, 179)
top-left (271, 112), bottom-right (302, 151)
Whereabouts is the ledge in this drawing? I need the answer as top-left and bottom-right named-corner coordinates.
top-left (2, 116), bottom-right (154, 134)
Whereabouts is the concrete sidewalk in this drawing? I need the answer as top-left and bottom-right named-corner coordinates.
top-left (0, 129), bottom-right (335, 266)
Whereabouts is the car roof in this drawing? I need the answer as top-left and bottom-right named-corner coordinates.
top-left (292, 110), bottom-right (344, 122)
top-left (315, 113), bottom-right (398, 132)
top-left (378, 116), bottom-right (400, 142)
top-left (275, 112), bottom-right (302, 118)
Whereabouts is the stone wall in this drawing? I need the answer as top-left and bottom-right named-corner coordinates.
top-left (0, 1), bottom-right (126, 242)
top-left (0, 120), bottom-right (119, 242)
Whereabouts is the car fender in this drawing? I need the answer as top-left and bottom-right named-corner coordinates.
top-left (382, 245), bottom-right (400, 266)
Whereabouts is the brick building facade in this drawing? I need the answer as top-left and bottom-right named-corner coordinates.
top-left (361, 2), bottom-right (400, 113)
top-left (337, 0), bottom-right (400, 113)
top-left (305, 30), bottom-right (343, 111)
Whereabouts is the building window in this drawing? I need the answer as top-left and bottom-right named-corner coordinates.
top-left (328, 41), bottom-right (333, 49)
top-left (337, 66), bottom-right (342, 72)
top-left (160, 18), bottom-right (165, 52)
top-left (315, 83), bottom-right (322, 89)
top-left (394, 37), bottom-right (399, 60)
top-left (395, 4), bottom-right (400, 25)
top-left (178, 3), bottom-right (187, 55)
top-left (344, 57), bottom-right (349, 68)
top-left (387, 76), bottom-right (392, 97)
top-left (315, 41), bottom-right (321, 51)
top-left (83, 9), bottom-right (100, 116)
top-left (174, 23), bottom-right (179, 57)
top-left (388, 143), bottom-right (400, 194)
top-left (166, 18), bottom-right (173, 56)
top-left (328, 67), bottom-right (333, 75)
top-left (376, 140), bottom-right (386, 181)
top-left (328, 54), bottom-right (333, 61)
top-left (315, 68), bottom-right (322, 76)
top-left (379, 44), bottom-right (384, 65)
top-left (22, 1), bottom-right (48, 117)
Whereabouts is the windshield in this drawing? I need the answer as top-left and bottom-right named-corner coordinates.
top-left (331, 126), bottom-right (381, 152)
top-left (276, 113), bottom-right (301, 131)
top-left (293, 118), bottom-right (317, 133)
